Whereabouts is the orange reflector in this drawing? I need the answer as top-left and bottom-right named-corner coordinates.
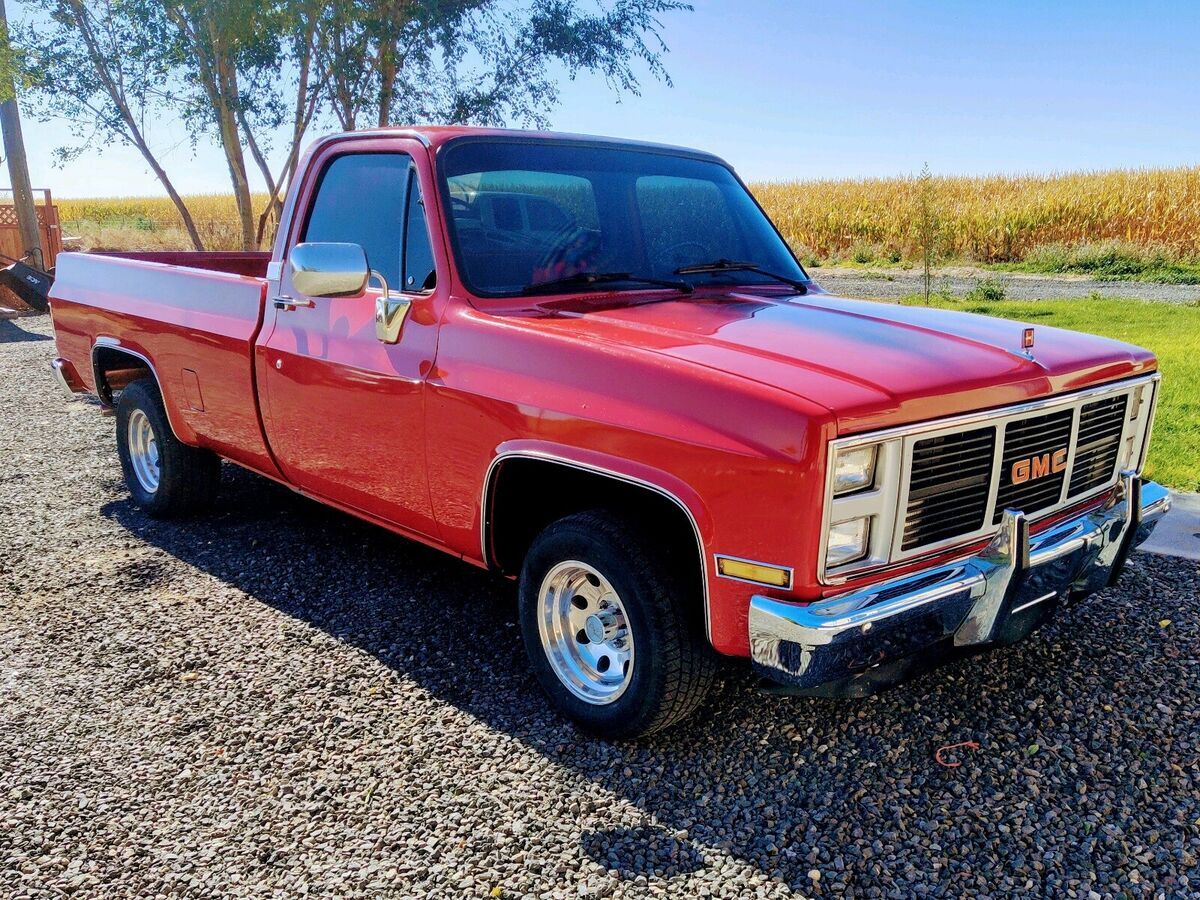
top-left (716, 556), bottom-right (792, 588)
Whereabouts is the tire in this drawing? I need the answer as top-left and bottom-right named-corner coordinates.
top-left (518, 510), bottom-right (715, 739)
top-left (115, 378), bottom-right (220, 517)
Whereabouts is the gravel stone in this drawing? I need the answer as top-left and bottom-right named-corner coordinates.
top-left (3, 315), bottom-right (1199, 898)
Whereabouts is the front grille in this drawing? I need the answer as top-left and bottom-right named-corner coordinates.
top-left (992, 408), bottom-right (1074, 523)
top-left (1069, 395), bottom-right (1128, 496)
top-left (823, 376), bottom-right (1155, 578)
top-left (902, 426), bottom-right (996, 550)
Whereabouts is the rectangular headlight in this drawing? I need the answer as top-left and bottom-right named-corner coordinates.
top-left (832, 445), bottom-right (878, 495)
top-left (826, 517), bottom-right (870, 568)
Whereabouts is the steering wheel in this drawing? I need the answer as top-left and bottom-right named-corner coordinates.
top-left (533, 226), bottom-right (604, 280)
top-left (658, 241), bottom-right (711, 271)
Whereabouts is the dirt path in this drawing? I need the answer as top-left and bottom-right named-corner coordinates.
top-left (811, 265), bottom-right (1200, 303)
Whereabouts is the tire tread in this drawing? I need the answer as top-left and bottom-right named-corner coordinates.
top-left (116, 379), bottom-right (220, 518)
top-left (520, 509), bottom-right (715, 738)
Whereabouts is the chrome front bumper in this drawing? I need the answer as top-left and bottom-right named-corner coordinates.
top-left (749, 474), bottom-right (1171, 695)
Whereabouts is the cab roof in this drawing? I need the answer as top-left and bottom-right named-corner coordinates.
top-left (315, 125), bottom-right (726, 164)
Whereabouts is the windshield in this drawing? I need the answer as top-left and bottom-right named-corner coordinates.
top-left (438, 139), bottom-right (808, 297)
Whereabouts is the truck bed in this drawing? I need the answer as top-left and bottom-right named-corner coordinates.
top-left (49, 251), bottom-right (279, 476)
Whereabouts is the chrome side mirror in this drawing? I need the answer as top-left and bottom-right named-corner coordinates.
top-left (289, 242), bottom-right (370, 297)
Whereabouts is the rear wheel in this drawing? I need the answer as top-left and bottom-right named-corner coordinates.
top-left (518, 510), bottom-right (714, 739)
top-left (115, 379), bottom-right (220, 517)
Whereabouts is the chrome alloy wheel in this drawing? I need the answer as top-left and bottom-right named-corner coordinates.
top-left (537, 560), bottom-right (635, 704)
top-left (126, 408), bottom-right (161, 493)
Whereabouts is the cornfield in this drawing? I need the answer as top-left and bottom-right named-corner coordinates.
top-left (58, 166), bottom-right (1200, 265)
top-left (754, 166), bottom-right (1200, 263)
top-left (58, 193), bottom-right (273, 252)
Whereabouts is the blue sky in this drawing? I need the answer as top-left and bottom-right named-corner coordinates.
top-left (14, 0), bottom-right (1200, 196)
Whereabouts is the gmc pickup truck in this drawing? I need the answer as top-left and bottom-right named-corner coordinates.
top-left (49, 127), bottom-right (1169, 738)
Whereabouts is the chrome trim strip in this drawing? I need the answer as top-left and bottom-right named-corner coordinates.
top-left (714, 554), bottom-right (795, 590)
top-left (1057, 405), bottom-right (1083, 506)
top-left (1011, 591), bottom-right (1057, 615)
top-left (819, 373), bottom-right (1160, 585)
top-left (480, 451), bottom-right (712, 641)
top-left (90, 336), bottom-right (188, 441)
top-left (50, 358), bottom-right (78, 399)
top-left (1137, 379), bottom-right (1161, 473)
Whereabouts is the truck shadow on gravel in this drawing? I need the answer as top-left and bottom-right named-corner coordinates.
top-left (0, 317), bottom-right (52, 343)
top-left (102, 464), bottom-right (1199, 895)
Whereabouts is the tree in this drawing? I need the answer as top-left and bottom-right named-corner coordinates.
top-left (19, 0), bottom-right (692, 251)
top-left (17, 0), bottom-right (206, 249)
top-left (253, 0), bottom-right (324, 245)
top-left (160, 0), bottom-right (289, 250)
top-left (317, 0), bottom-right (691, 131)
top-left (916, 162), bottom-right (938, 303)
top-left (19, 0), bottom-right (327, 251)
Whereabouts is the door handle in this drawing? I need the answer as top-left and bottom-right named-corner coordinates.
top-left (273, 295), bottom-right (315, 310)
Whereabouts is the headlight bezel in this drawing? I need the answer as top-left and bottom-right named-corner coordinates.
top-left (820, 437), bottom-right (903, 580)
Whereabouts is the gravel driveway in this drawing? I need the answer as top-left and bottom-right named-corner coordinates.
top-left (811, 267), bottom-right (1200, 304)
top-left (2, 316), bottom-right (1198, 899)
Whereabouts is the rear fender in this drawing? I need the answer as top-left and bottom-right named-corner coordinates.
top-left (91, 337), bottom-right (198, 445)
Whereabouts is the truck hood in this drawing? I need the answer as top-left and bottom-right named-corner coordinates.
top-left (545, 289), bottom-right (1157, 434)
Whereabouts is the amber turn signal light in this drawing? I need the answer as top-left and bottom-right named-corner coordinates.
top-left (716, 556), bottom-right (792, 589)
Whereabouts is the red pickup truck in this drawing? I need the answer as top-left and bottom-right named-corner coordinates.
top-left (49, 127), bottom-right (1169, 738)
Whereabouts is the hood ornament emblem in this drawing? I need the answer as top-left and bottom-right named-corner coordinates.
top-left (1021, 327), bottom-right (1036, 359)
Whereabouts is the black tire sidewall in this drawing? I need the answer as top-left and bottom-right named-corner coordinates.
top-left (518, 514), bottom-right (676, 738)
top-left (115, 380), bottom-right (183, 516)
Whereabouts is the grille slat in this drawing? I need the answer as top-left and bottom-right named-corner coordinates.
top-left (904, 508), bottom-right (992, 531)
top-left (909, 454), bottom-right (996, 480)
top-left (901, 426), bottom-right (996, 550)
top-left (1076, 423), bottom-right (1124, 442)
top-left (910, 440), bottom-right (996, 462)
top-left (1069, 395), bottom-right (1128, 495)
top-left (992, 408), bottom-right (1075, 524)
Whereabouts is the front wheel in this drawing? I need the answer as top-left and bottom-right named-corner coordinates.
top-left (115, 379), bottom-right (220, 517)
top-left (518, 510), bottom-right (715, 739)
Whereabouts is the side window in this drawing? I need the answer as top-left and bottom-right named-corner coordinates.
top-left (301, 153), bottom-right (408, 289)
top-left (402, 171), bottom-right (437, 292)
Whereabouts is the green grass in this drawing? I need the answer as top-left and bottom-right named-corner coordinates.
top-left (795, 241), bottom-right (1200, 285)
top-left (899, 295), bottom-right (1200, 492)
top-left (988, 241), bottom-right (1200, 285)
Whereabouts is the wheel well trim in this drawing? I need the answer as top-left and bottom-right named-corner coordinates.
top-left (91, 336), bottom-right (189, 443)
top-left (481, 450), bottom-right (713, 642)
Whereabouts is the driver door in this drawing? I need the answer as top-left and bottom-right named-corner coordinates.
top-left (258, 143), bottom-right (443, 539)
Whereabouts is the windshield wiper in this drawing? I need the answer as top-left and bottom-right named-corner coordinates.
top-left (674, 258), bottom-right (808, 293)
top-left (520, 271), bottom-right (693, 296)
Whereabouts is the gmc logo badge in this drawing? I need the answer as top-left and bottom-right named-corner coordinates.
top-left (1012, 448), bottom-right (1068, 484)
